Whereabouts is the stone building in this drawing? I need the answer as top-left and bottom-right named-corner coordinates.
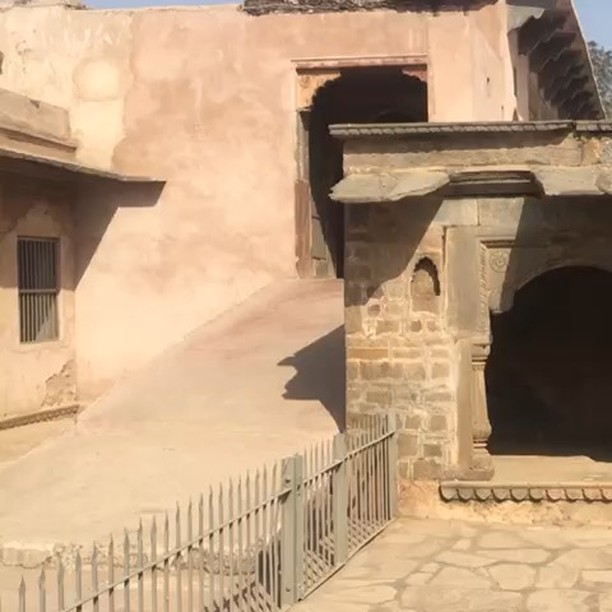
top-left (333, 120), bottom-right (612, 509)
top-left (0, 0), bottom-right (606, 485)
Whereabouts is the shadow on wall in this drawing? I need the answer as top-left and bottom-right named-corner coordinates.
top-left (345, 197), bottom-right (444, 310)
top-left (74, 178), bottom-right (165, 286)
top-left (278, 325), bottom-right (346, 432)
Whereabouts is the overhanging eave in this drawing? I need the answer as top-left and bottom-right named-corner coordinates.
top-left (331, 166), bottom-right (612, 202)
top-left (0, 143), bottom-right (161, 185)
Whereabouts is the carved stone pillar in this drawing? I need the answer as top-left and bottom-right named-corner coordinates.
top-left (470, 341), bottom-right (495, 480)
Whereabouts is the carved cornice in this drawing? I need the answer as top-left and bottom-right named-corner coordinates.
top-left (242, 0), bottom-right (495, 15)
top-left (330, 119), bottom-right (612, 138)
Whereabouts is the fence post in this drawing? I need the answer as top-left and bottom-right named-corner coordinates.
top-left (332, 433), bottom-right (348, 566)
top-left (387, 413), bottom-right (398, 518)
top-left (280, 454), bottom-right (304, 607)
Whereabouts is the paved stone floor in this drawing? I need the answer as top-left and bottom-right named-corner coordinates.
top-left (294, 518), bottom-right (612, 612)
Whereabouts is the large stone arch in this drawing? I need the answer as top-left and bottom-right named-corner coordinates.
top-left (463, 234), bottom-right (612, 479)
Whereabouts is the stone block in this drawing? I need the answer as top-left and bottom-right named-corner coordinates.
top-left (398, 432), bottom-right (419, 457)
top-left (392, 348), bottom-right (424, 360)
top-left (347, 362), bottom-right (360, 382)
top-left (348, 347), bottom-right (389, 361)
top-left (376, 319), bottom-right (401, 334)
top-left (409, 320), bottom-right (423, 333)
top-left (345, 305), bottom-right (364, 333)
top-left (430, 415), bottom-right (448, 432)
top-left (402, 414), bottom-right (423, 430)
top-left (365, 389), bottom-right (392, 406)
top-left (425, 389), bottom-right (454, 403)
top-left (445, 227), bottom-right (481, 333)
top-left (412, 458), bottom-right (444, 480)
top-left (405, 363), bottom-right (426, 381)
top-left (433, 198), bottom-right (479, 226)
top-left (359, 361), bottom-right (404, 381)
top-left (424, 443), bottom-right (443, 458)
top-left (432, 362), bottom-right (450, 379)
top-left (534, 166), bottom-right (612, 197)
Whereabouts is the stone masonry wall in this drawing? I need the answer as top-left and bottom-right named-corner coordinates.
top-left (345, 201), bottom-right (459, 481)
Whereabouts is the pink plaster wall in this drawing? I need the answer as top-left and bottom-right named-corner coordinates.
top-left (0, 3), bottom-right (518, 404)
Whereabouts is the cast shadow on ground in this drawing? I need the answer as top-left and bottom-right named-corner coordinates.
top-left (278, 325), bottom-right (346, 432)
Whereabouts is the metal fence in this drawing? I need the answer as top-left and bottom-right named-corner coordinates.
top-left (12, 414), bottom-right (397, 612)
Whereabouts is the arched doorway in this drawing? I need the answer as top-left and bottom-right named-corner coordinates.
top-left (486, 266), bottom-right (612, 460)
top-left (306, 68), bottom-right (428, 278)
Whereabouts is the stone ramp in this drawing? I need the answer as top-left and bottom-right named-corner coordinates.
top-left (0, 280), bottom-right (344, 557)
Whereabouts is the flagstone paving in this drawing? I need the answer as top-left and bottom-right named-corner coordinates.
top-left (293, 518), bottom-right (612, 612)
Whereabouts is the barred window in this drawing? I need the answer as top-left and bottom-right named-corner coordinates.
top-left (17, 237), bottom-right (60, 343)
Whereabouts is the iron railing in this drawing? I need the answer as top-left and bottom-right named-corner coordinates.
top-left (10, 414), bottom-right (397, 612)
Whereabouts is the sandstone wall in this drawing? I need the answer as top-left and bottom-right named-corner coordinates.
top-left (0, 3), bottom-right (516, 401)
top-left (0, 176), bottom-right (76, 416)
top-left (345, 189), bottom-right (612, 480)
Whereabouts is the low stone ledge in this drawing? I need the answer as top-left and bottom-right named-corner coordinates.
top-left (440, 481), bottom-right (612, 503)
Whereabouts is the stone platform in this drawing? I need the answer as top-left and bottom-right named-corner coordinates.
top-left (441, 455), bottom-right (612, 504)
top-left (292, 518), bottom-right (612, 612)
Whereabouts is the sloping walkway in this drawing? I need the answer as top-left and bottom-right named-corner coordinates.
top-left (294, 518), bottom-right (612, 612)
top-left (0, 280), bottom-right (343, 553)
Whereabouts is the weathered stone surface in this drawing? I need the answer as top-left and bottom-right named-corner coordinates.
top-left (403, 587), bottom-right (523, 612)
top-left (331, 171), bottom-right (450, 204)
top-left (553, 549), bottom-right (612, 570)
top-left (406, 572), bottom-right (433, 586)
top-left (478, 531), bottom-right (528, 549)
top-left (534, 166), bottom-right (612, 196)
top-left (582, 570), bottom-right (612, 584)
top-left (436, 551), bottom-right (495, 569)
top-left (526, 590), bottom-right (592, 612)
top-left (452, 538), bottom-right (472, 551)
top-left (429, 567), bottom-right (490, 588)
top-left (489, 564), bottom-right (536, 590)
top-left (328, 584), bottom-right (396, 604)
top-left (432, 199), bottom-right (479, 227)
top-left (480, 549), bottom-right (550, 563)
top-left (536, 564), bottom-right (580, 589)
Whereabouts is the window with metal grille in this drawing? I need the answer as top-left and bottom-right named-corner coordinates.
top-left (17, 237), bottom-right (60, 343)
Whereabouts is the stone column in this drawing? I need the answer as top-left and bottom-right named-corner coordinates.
top-left (470, 340), bottom-right (494, 480)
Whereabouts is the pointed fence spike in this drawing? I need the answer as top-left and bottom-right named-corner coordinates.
top-left (75, 550), bottom-right (83, 602)
top-left (18, 577), bottom-right (25, 612)
top-left (38, 568), bottom-right (46, 612)
top-left (57, 554), bottom-right (65, 611)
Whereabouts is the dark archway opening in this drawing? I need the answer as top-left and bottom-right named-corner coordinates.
top-left (308, 68), bottom-right (428, 278)
top-left (486, 267), bottom-right (612, 461)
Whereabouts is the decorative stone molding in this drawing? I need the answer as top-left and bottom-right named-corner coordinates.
top-left (295, 58), bottom-right (427, 111)
top-left (296, 69), bottom-right (341, 111)
top-left (0, 404), bottom-right (80, 431)
top-left (440, 482), bottom-right (612, 503)
top-left (243, 0), bottom-right (495, 16)
top-left (468, 340), bottom-right (493, 480)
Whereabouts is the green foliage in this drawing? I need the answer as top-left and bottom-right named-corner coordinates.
top-left (588, 40), bottom-right (612, 118)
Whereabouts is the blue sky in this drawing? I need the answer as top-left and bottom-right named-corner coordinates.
top-left (86, 0), bottom-right (611, 50)
top-left (575, 0), bottom-right (612, 48)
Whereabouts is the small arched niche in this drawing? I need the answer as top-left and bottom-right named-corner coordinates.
top-left (411, 257), bottom-right (441, 313)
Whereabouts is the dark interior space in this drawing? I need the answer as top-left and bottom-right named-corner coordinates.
top-left (308, 68), bottom-right (428, 278)
top-left (486, 267), bottom-right (612, 460)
